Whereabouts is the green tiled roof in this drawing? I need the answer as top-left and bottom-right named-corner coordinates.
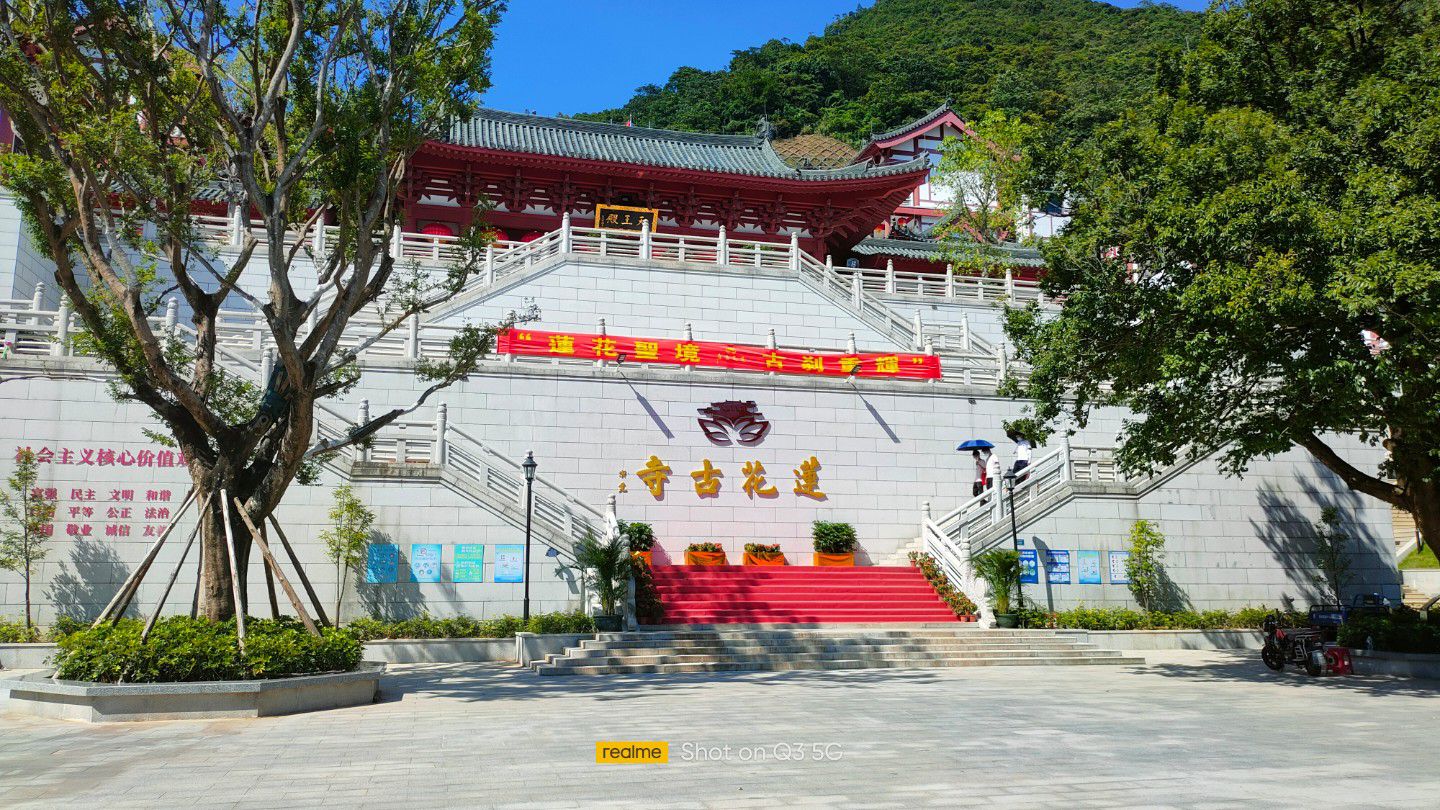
top-left (445, 109), bottom-right (927, 181)
top-left (864, 102), bottom-right (956, 146)
top-left (852, 237), bottom-right (1046, 268)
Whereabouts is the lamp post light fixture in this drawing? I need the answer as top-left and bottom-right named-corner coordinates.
top-left (521, 451), bottom-right (538, 623)
top-left (1003, 470), bottom-right (1025, 617)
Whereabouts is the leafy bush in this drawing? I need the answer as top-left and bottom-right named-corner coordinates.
top-left (52, 616), bottom-right (361, 684)
top-left (0, 617), bottom-right (41, 643)
top-left (1018, 605), bottom-right (1304, 631)
top-left (972, 549), bottom-right (1022, 614)
top-left (812, 521), bottom-right (857, 554)
top-left (344, 610), bottom-right (592, 641)
top-left (908, 552), bottom-right (979, 617)
top-left (48, 616), bottom-right (87, 640)
top-left (745, 542), bottom-right (781, 555)
top-left (632, 555), bottom-right (665, 624)
top-left (620, 520), bottom-right (656, 552)
top-left (686, 542), bottom-right (724, 553)
top-left (1338, 608), bottom-right (1440, 654)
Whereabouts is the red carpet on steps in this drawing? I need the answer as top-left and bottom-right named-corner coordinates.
top-left (647, 565), bottom-right (960, 624)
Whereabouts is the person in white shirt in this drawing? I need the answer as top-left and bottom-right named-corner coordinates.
top-left (984, 448), bottom-right (1002, 493)
top-left (1010, 432), bottom-right (1032, 479)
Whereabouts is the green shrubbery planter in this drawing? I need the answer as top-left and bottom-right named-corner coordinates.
top-left (54, 617), bottom-right (361, 684)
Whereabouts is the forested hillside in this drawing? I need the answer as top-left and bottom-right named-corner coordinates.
top-left (576, 0), bottom-right (1200, 146)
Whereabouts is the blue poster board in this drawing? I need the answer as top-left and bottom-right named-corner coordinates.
top-left (409, 543), bottom-right (443, 583)
top-left (453, 544), bottom-right (485, 583)
top-left (1019, 549), bottom-right (1039, 584)
top-left (1108, 551), bottom-right (1131, 584)
top-left (1077, 550), bottom-right (1102, 584)
top-left (1044, 550), bottom-right (1071, 584)
top-left (494, 544), bottom-right (525, 583)
top-left (364, 544), bottom-right (399, 584)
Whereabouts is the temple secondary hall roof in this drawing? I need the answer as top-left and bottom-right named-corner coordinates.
top-left (444, 109), bottom-right (926, 182)
top-left (852, 237), bottom-right (1045, 268)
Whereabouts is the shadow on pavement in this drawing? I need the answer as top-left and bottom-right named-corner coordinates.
top-left (1141, 650), bottom-right (1440, 697)
top-left (376, 662), bottom-right (947, 704)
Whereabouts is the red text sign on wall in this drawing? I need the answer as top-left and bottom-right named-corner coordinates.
top-left (497, 329), bottom-right (942, 380)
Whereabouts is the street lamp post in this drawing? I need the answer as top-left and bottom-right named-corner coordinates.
top-left (521, 451), bottom-right (537, 623)
top-left (1003, 471), bottom-right (1024, 617)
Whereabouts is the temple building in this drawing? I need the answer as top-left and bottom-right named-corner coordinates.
top-left (0, 105), bottom-right (1404, 629)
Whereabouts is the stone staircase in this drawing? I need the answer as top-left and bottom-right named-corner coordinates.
top-left (1403, 585), bottom-right (1436, 610)
top-left (533, 627), bottom-right (1144, 675)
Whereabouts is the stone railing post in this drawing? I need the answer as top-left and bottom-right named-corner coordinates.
top-left (788, 231), bottom-right (800, 272)
top-left (560, 212), bottom-right (572, 254)
top-left (639, 219), bottom-right (651, 261)
top-left (766, 328), bottom-right (778, 376)
top-left (259, 346), bottom-right (274, 386)
top-left (996, 344), bottom-right (1008, 384)
top-left (717, 226), bottom-right (729, 266)
top-left (1005, 266), bottom-right (1015, 300)
top-left (885, 259), bottom-right (896, 294)
top-left (434, 403), bottom-right (448, 466)
top-left (393, 423), bottom-right (408, 465)
top-left (683, 322), bottom-right (695, 373)
top-left (847, 332), bottom-right (857, 355)
top-left (945, 264), bottom-right (955, 299)
top-left (164, 297), bottom-right (179, 340)
top-left (389, 226), bottom-right (403, 260)
top-left (961, 312), bottom-right (971, 352)
top-left (407, 313), bottom-right (420, 361)
top-left (53, 297), bottom-right (71, 357)
top-left (1059, 434), bottom-right (1073, 483)
top-left (920, 501), bottom-right (932, 550)
top-left (596, 318), bottom-right (608, 368)
top-left (924, 337), bottom-right (936, 384)
top-left (312, 218), bottom-right (327, 258)
top-left (912, 309), bottom-right (924, 351)
top-left (484, 244), bottom-right (496, 286)
top-left (229, 204), bottom-right (245, 246)
top-left (850, 273), bottom-right (863, 307)
top-left (357, 400), bottom-right (371, 462)
top-left (31, 281), bottom-right (44, 310)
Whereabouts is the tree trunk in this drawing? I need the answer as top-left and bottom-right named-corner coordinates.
top-left (1412, 479), bottom-right (1440, 560)
top-left (335, 562), bottom-right (345, 626)
top-left (24, 570), bottom-right (31, 630)
top-left (194, 482), bottom-right (260, 620)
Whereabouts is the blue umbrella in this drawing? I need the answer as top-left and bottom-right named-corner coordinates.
top-left (956, 439), bottom-right (994, 451)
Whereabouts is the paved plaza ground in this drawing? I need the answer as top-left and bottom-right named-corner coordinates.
top-left (2, 651), bottom-right (1438, 808)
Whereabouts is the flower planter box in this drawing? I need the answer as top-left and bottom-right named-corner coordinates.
top-left (955, 615), bottom-right (979, 623)
top-left (743, 552), bottom-right (787, 566)
top-left (684, 550), bottom-right (728, 566)
top-left (632, 550), bottom-right (653, 566)
top-left (813, 552), bottom-right (855, 567)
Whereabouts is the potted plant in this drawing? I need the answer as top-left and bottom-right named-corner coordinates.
top-left (812, 521), bottom-right (857, 566)
top-left (972, 549), bottom-right (1023, 628)
top-left (573, 531), bottom-right (630, 631)
top-left (621, 520), bottom-right (656, 566)
top-left (743, 542), bottom-right (786, 566)
top-left (684, 542), bottom-right (728, 566)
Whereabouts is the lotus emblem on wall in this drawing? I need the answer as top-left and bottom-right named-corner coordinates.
top-left (697, 400), bottom-right (771, 446)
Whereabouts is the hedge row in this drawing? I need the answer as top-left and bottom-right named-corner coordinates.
top-left (53, 617), bottom-right (362, 683)
top-left (1018, 605), bottom-right (1306, 631)
top-left (1338, 608), bottom-right (1440, 654)
top-left (343, 610), bottom-right (594, 641)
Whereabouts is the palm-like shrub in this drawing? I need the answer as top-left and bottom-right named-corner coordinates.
top-left (972, 550), bottom-right (1023, 615)
top-left (574, 531), bottom-right (631, 616)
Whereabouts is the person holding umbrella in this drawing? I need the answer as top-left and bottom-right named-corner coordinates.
top-left (957, 439), bottom-right (995, 497)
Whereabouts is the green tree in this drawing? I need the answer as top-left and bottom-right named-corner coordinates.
top-left (319, 486), bottom-right (375, 624)
top-left (1006, 0), bottom-right (1440, 548)
top-left (1310, 507), bottom-right (1353, 605)
top-left (0, 0), bottom-right (516, 619)
top-left (1124, 520), bottom-right (1166, 613)
top-left (934, 110), bottom-right (1034, 274)
top-left (0, 449), bottom-right (58, 629)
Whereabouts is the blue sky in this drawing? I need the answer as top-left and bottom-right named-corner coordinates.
top-left (482, 1), bottom-right (1211, 116)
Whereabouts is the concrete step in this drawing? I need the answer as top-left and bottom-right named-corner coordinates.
top-left (566, 642), bottom-right (1095, 659)
top-left (536, 654), bottom-right (1146, 676)
top-left (547, 648), bottom-right (1129, 668)
top-left (598, 629), bottom-right (1056, 641)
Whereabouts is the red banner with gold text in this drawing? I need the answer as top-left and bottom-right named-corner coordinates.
top-left (497, 329), bottom-right (942, 380)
